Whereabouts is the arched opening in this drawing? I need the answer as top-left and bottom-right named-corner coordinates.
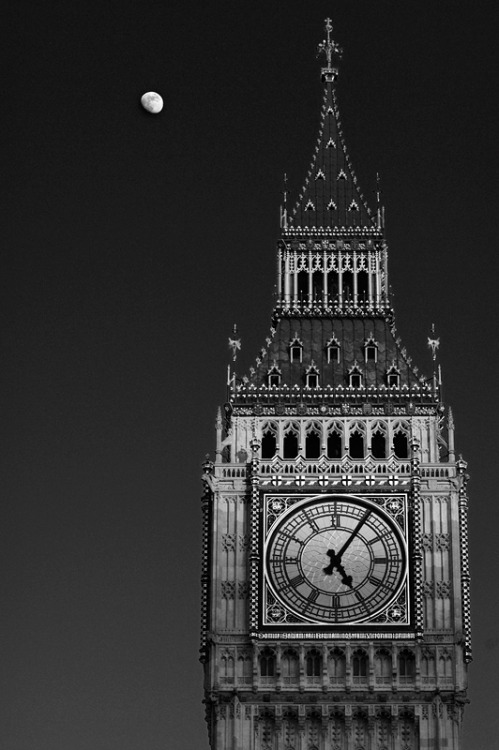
top-left (327, 430), bottom-right (342, 458)
top-left (349, 430), bottom-right (365, 459)
top-left (306, 649), bottom-right (321, 678)
top-left (328, 271), bottom-right (338, 302)
top-left (259, 648), bottom-right (275, 677)
top-left (371, 429), bottom-right (386, 458)
top-left (375, 649), bottom-right (392, 684)
top-left (398, 649), bottom-right (415, 683)
top-left (312, 270), bottom-right (323, 300)
top-left (306, 370), bottom-right (319, 388)
top-left (393, 431), bottom-right (409, 459)
top-left (327, 344), bottom-right (340, 363)
top-left (281, 649), bottom-right (299, 683)
top-left (297, 272), bottom-right (308, 303)
top-left (283, 430), bottom-right (299, 459)
top-left (352, 649), bottom-right (368, 683)
top-left (305, 429), bottom-right (321, 458)
top-left (357, 270), bottom-right (368, 300)
top-left (342, 270), bottom-right (353, 300)
top-left (329, 648), bottom-right (346, 683)
top-left (261, 429), bottom-right (277, 459)
top-left (289, 340), bottom-right (303, 363)
top-left (268, 370), bottom-right (281, 387)
top-left (237, 652), bottom-right (252, 684)
top-left (349, 368), bottom-right (363, 388)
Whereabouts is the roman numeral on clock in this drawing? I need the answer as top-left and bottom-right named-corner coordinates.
top-left (306, 589), bottom-right (319, 603)
top-left (289, 573), bottom-right (305, 587)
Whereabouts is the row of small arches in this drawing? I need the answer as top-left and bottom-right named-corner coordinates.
top-left (258, 647), bottom-right (417, 681)
top-left (261, 420), bottom-right (410, 461)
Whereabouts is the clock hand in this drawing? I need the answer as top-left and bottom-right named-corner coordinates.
top-left (323, 510), bottom-right (371, 586)
top-left (336, 509), bottom-right (371, 558)
top-left (323, 549), bottom-right (353, 587)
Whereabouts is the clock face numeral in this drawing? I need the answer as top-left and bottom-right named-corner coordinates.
top-left (265, 494), bottom-right (407, 625)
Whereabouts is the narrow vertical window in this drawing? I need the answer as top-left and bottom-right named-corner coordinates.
top-left (371, 428), bottom-right (387, 458)
top-left (305, 426), bottom-right (321, 458)
top-left (260, 648), bottom-right (275, 677)
top-left (261, 426), bottom-right (277, 459)
top-left (306, 649), bottom-right (321, 677)
top-left (327, 429), bottom-right (342, 458)
top-left (393, 430), bottom-right (409, 459)
top-left (283, 426), bottom-right (299, 459)
top-left (349, 429), bottom-right (365, 459)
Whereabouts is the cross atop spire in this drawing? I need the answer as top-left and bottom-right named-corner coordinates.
top-left (317, 18), bottom-right (342, 82)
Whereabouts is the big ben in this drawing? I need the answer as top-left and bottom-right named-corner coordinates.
top-left (200, 19), bottom-right (471, 750)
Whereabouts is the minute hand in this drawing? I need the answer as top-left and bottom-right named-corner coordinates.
top-left (336, 510), bottom-right (371, 558)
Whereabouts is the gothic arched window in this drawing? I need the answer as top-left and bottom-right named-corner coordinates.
top-left (289, 337), bottom-right (303, 363)
top-left (327, 425), bottom-right (342, 458)
top-left (297, 272), bottom-right (308, 303)
top-left (398, 649), bottom-right (415, 683)
top-left (312, 270), bottom-right (323, 299)
top-left (283, 422), bottom-right (299, 459)
top-left (281, 649), bottom-right (299, 684)
top-left (267, 365), bottom-right (281, 387)
top-left (387, 364), bottom-right (400, 387)
top-left (352, 649), bottom-right (368, 683)
top-left (374, 649), bottom-right (392, 685)
top-left (342, 270), bottom-right (353, 300)
top-left (259, 648), bottom-right (275, 677)
top-left (326, 337), bottom-right (341, 363)
top-left (306, 364), bottom-right (320, 388)
top-left (306, 649), bottom-right (322, 678)
top-left (348, 365), bottom-right (363, 388)
top-left (421, 649), bottom-right (435, 685)
top-left (357, 269), bottom-right (369, 300)
top-left (371, 422), bottom-right (387, 458)
top-left (237, 650), bottom-right (253, 684)
top-left (393, 427), bottom-right (409, 459)
top-left (349, 423), bottom-right (365, 459)
top-left (261, 422), bottom-right (278, 459)
top-left (363, 336), bottom-right (379, 362)
top-left (305, 422), bottom-right (321, 458)
top-left (328, 648), bottom-right (346, 683)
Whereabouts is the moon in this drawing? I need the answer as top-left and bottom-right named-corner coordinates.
top-left (141, 92), bottom-right (163, 114)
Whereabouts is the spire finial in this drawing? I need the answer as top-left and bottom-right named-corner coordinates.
top-left (427, 323), bottom-right (440, 362)
top-left (317, 18), bottom-right (342, 82)
top-left (228, 324), bottom-right (241, 362)
top-left (280, 173), bottom-right (288, 230)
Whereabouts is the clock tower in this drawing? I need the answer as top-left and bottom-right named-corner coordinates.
top-left (200, 19), bottom-right (471, 750)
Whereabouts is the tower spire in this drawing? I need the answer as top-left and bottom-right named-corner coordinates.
top-left (288, 20), bottom-right (376, 234)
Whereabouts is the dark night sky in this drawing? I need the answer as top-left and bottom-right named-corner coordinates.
top-left (1, 2), bottom-right (498, 748)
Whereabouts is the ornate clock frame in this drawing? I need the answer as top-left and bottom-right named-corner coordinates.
top-left (251, 489), bottom-right (414, 639)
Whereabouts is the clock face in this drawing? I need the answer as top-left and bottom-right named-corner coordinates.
top-left (264, 494), bottom-right (407, 625)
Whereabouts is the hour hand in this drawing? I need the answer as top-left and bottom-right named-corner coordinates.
top-left (323, 549), bottom-right (353, 588)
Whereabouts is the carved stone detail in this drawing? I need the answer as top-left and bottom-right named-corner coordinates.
top-left (221, 580), bottom-right (235, 599)
top-left (221, 533), bottom-right (236, 551)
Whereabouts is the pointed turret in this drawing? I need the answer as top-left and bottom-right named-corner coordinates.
top-left (288, 20), bottom-right (376, 236)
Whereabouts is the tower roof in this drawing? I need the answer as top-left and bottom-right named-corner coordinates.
top-left (285, 21), bottom-right (378, 237)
